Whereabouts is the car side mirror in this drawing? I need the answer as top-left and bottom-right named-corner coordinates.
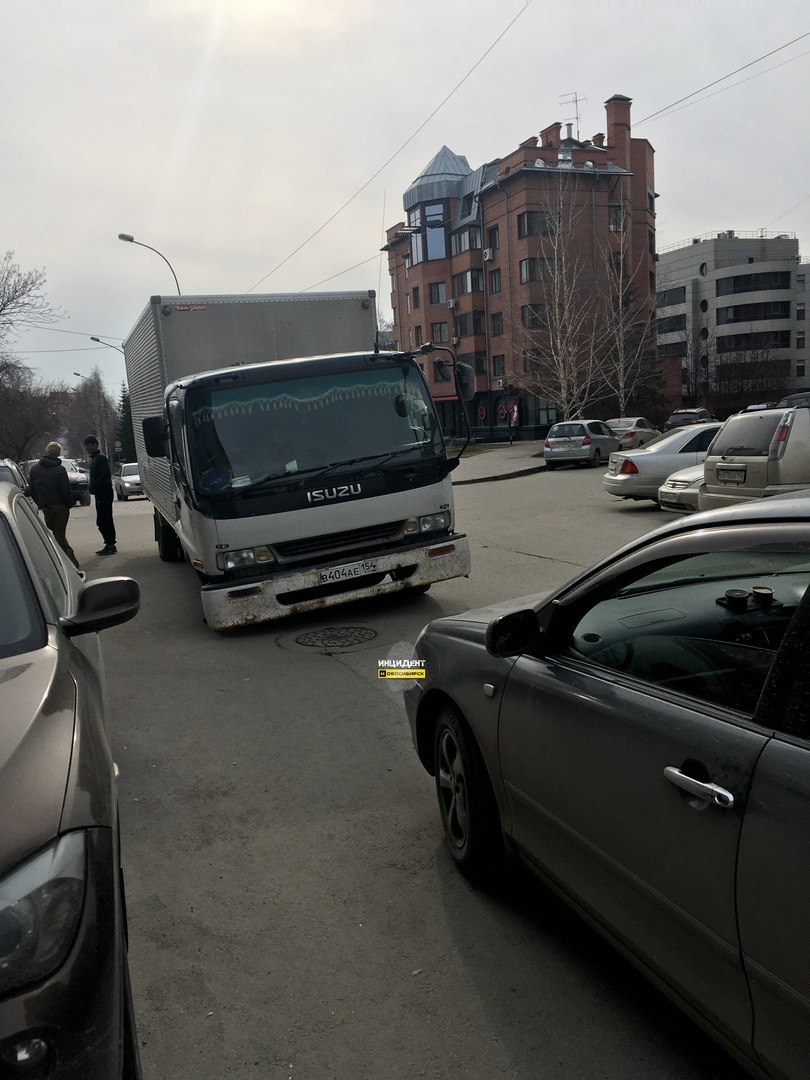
top-left (485, 609), bottom-right (541, 657)
top-left (60, 577), bottom-right (140, 637)
top-left (143, 416), bottom-right (168, 458)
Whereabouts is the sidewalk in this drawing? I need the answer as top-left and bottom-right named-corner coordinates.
top-left (451, 440), bottom-right (546, 485)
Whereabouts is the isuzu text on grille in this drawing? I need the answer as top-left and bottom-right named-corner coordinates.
top-left (306, 484), bottom-right (362, 504)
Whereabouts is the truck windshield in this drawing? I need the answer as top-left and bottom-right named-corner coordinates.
top-left (186, 364), bottom-right (444, 494)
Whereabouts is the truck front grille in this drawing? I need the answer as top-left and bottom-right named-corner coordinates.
top-left (273, 521), bottom-right (405, 564)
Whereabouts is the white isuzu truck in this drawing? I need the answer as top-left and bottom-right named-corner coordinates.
top-left (123, 291), bottom-right (472, 630)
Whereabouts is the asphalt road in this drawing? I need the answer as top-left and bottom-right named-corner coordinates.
top-left (67, 472), bottom-right (750, 1080)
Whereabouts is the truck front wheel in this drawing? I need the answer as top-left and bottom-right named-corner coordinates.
top-left (155, 511), bottom-right (183, 562)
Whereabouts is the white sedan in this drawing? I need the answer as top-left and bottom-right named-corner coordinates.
top-left (603, 422), bottom-right (722, 502)
top-left (658, 463), bottom-right (705, 513)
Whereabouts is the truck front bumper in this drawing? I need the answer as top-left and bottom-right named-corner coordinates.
top-left (200, 534), bottom-right (471, 630)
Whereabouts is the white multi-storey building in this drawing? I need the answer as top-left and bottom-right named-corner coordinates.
top-left (657, 231), bottom-right (807, 414)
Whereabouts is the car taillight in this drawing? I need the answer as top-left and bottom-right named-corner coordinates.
top-left (769, 411), bottom-right (793, 461)
top-left (618, 459), bottom-right (638, 475)
top-left (544, 439), bottom-right (550, 449)
top-left (582, 434), bottom-right (591, 446)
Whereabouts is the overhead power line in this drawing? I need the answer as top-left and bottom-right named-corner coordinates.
top-left (635, 31), bottom-right (810, 126)
top-left (246, 1), bottom-right (533, 293)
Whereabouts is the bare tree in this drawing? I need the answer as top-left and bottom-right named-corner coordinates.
top-left (508, 176), bottom-right (608, 419)
top-left (68, 368), bottom-right (117, 456)
top-left (0, 363), bottom-right (65, 461)
top-left (0, 251), bottom-right (63, 342)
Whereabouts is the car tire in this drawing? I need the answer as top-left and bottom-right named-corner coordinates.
top-left (81, 494), bottom-right (91, 507)
top-left (545, 462), bottom-right (556, 471)
top-left (155, 511), bottom-right (183, 563)
top-left (116, 489), bottom-right (123, 501)
top-left (590, 450), bottom-right (602, 468)
top-left (122, 492), bottom-right (129, 501)
top-left (433, 705), bottom-right (502, 881)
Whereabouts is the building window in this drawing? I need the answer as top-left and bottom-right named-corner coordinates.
top-left (450, 227), bottom-right (482, 256)
top-left (519, 258), bottom-right (553, 284)
top-left (415, 325), bottom-right (423, 347)
top-left (523, 349), bottom-right (540, 372)
top-left (425, 203), bottom-right (447, 260)
top-left (796, 273), bottom-right (805, 290)
top-left (489, 268), bottom-right (502, 294)
top-left (452, 269), bottom-right (484, 298)
top-left (517, 211), bottom-right (554, 238)
top-left (647, 191), bottom-right (656, 214)
top-left (797, 361), bottom-right (806, 377)
top-left (493, 355), bottom-right (505, 377)
top-left (412, 286), bottom-right (420, 310)
top-left (521, 304), bottom-right (547, 330)
top-left (455, 311), bottom-right (485, 337)
top-left (657, 314), bottom-right (687, 334)
top-left (491, 312), bottom-right (504, 336)
top-left (798, 331), bottom-right (806, 349)
top-left (716, 330), bottom-right (791, 353)
top-left (798, 302), bottom-right (806, 321)
top-left (658, 340), bottom-right (688, 358)
top-left (487, 225), bottom-right (500, 250)
top-left (408, 329), bottom-right (413, 348)
top-left (716, 271), bottom-right (792, 296)
top-left (431, 322), bottom-right (449, 343)
top-left (406, 294), bottom-right (411, 315)
top-left (608, 205), bottom-right (624, 232)
top-left (648, 230), bottom-right (655, 256)
top-left (716, 301), bottom-right (791, 325)
top-left (610, 252), bottom-right (624, 279)
top-left (473, 353), bottom-right (486, 376)
top-left (429, 282), bottom-right (446, 305)
top-left (390, 273), bottom-right (396, 297)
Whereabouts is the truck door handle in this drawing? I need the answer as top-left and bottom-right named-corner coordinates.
top-left (663, 767), bottom-right (735, 809)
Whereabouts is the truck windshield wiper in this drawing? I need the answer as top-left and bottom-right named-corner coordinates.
top-left (307, 446), bottom-right (431, 481)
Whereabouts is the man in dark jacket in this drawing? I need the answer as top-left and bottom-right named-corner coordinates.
top-left (83, 435), bottom-right (117, 555)
top-left (28, 442), bottom-right (80, 567)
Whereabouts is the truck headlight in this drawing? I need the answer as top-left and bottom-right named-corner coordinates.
top-left (0, 833), bottom-right (86, 996)
top-left (404, 511), bottom-right (451, 535)
top-left (216, 546), bottom-right (275, 571)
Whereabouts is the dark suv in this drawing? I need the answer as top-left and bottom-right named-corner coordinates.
top-left (663, 408), bottom-right (714, 432)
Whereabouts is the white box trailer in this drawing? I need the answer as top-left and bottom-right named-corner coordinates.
top-left (123, 291), bottom-right (471, 629)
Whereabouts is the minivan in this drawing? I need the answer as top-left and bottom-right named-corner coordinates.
top-left (698, 406), bottom-right (810, 510)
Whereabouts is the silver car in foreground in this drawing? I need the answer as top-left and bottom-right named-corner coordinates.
top-left (404, 495), bottom-right (810, 1080)
top-left (543, 420), bottom-right (619, 470)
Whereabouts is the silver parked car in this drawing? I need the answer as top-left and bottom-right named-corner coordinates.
top-left (543, 420), bottom-right (619, 470)
top-left (404, 494), bottom-right (810, 1080)
top-left (114, 462), bottom-right (143, 500)
top-left (603, 422), bottom-right (722, 501)
top-left (0, 481), bottom-right (142, 1077)
top-left (606, 416), bottom-right (659, 450)
top-left (657, 463), bottom-right (704, 513)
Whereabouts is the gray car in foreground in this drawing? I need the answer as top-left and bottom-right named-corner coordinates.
top-left (404, 495), bottom-right (810, 1080)
top-left (0, 482), bottom-right (141, 1077)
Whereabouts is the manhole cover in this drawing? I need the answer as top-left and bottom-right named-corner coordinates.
top-left (295, 626), bottom-right (377, 649)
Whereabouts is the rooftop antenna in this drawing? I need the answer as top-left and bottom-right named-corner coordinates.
top-left (559, 91), bottom-right (586, 140)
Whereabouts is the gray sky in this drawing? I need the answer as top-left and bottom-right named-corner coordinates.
top-left (4, 0), bottom-right (809, 397)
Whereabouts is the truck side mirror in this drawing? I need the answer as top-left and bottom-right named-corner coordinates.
top-left (142, 416), bottom-right (168, 458)
top-left (455, 362), bottom-right (475, 403)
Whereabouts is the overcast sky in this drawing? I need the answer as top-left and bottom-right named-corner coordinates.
top-left (4, 0), bottom-right (809, 397)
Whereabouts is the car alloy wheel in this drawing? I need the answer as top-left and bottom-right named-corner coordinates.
top-left (433, 705), bottom-right (501, 880)
top-left (590, 450), bottom-right (602, 468)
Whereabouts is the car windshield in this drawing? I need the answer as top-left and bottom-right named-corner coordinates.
top-left (550, 423), bottom-right (585, 438)
top-left (186, 363), bottom-right (443, 494)
top-left (607, 419), bottom-right (634, 431)
top-left (619, 546), bottom-right (810, 596)
top-left (709, 413), bottom-right (782, 457)
top-left (121, 464), bottom-right (139, 476)
top-left (0, 516), bottom-right (45, 658)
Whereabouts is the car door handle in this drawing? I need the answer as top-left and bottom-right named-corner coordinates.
top-left (663, 767), bottom-right (735, 809)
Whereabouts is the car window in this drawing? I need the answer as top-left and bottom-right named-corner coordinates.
top-left (708, 413), bottom-right (782, 457)
top-left (567, 544), bottom-right (810, 715)
top-left (0, 466), bottom-right (17, 484)
top-left (13, 498), bottom-right (70, 617)
top-left (550, 423), bottom-right (584, 438)
top-left (0, 516), bottom-right (47, 656)
top-left (680, 427), bottom-right (718, 453)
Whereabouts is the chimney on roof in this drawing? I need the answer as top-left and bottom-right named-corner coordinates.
top-left (565, 122), bottom-right (573, 140)
top-left (539, 122), bottom-right (561, 149)
top-left (604, 94), bottom-right (632, 168)
top-left (592, 132), bottom-right (605, 147)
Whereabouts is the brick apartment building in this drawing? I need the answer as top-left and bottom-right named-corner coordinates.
top-left (384, 94), bottom-right (674, 439)
top-left (656, 231), bottom-right (808, 416)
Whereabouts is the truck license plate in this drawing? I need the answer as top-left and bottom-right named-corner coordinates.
top-left (318, 559), bottom-right (378, 585)
top-left (717, 467), bottom-right (746, 483)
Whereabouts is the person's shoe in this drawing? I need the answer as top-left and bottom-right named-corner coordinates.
top-left (96, 545), bottom-right (117, 555)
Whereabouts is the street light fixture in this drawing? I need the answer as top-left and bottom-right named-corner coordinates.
top-left (118, 232), bottom-right (181, 295)
top-left (90, 336), bottom-right (124, 354)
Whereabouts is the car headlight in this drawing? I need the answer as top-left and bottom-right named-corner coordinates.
top-left (404, 511), bottom-right (451, 535)
top-left (0, 833), bottom-right (86, 996)
top-left (216, 546), bottom-right (275, 571)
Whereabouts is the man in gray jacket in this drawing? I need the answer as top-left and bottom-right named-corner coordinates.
top-left (28, 442), bottom-right (80, 568)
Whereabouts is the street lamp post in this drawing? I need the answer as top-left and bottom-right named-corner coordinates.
top-left (118, 233), bottom-right (181, 295)
top-left (90, 336), bottom-right (124, 355)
